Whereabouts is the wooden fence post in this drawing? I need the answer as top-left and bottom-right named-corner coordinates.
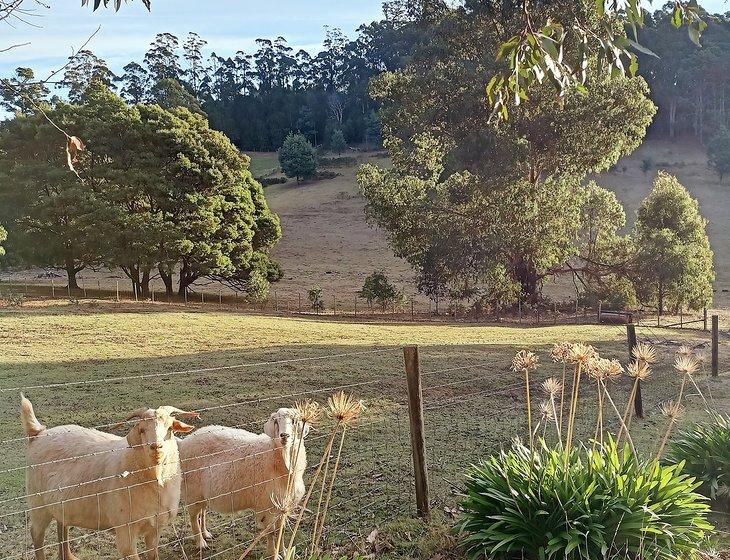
top-left (704, 308), bottom-right (708, 332)
top-left (51, 278), bottom-right (55, 298)
top-left (597, 301), bottom-right (602, 324)
top-left (298, 293), bottom-right (301, 313)
top-left (403, 346), bottom-right (430, 518)
top-left (115, 280), bottom-right (119, 302)
top-left (712, 315), bottom-right (719, 377)
top-left (627, 322), bottom-right (644, 419)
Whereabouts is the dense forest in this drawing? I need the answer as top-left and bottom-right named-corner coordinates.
top-left (2, 4), bottom-right (730, 152)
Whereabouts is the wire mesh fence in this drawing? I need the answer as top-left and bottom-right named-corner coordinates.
top-left (0, 325), bottom-right (726, 560)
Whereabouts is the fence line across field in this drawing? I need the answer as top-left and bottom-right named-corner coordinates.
top-left (2, 279), bottom-right (725, 334)
top-left (0, 338), bottom-right (724, 559)
top-left (0, 357), bottom-right (493, 452)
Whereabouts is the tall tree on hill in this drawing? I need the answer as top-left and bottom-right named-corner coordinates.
top-left (120, 62), bottom-right (148, 104)
top-left (0, 68), bottom-right (49, 115)
top-left (61, 50), bottom-right (116, 102)
top-left (359, 1), bottom-right (655, 305)
top-left (183, 32), bottom-right (208, 96)
top-left (144, 33), bottom-right (182, 83)
top-left (633, 172), bottom-right (714, 314)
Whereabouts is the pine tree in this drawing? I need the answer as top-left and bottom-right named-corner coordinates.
top-left (633, 171), bottom-right (714, 313)
top-left (279, 133), bottom-right (317, 183)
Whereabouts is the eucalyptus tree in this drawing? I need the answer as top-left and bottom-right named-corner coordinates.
top-left (359, 1), bottom-right (656, 304)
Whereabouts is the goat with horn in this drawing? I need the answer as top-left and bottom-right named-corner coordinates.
top-left (21, 395), bottom-right (198, 560)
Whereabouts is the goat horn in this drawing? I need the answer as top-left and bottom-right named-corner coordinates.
top-left (110, 408), bottom-right (152, 431)
top-left (158, 406), bottom-right (201, 419)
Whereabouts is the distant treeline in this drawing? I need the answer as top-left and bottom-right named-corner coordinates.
top-left (2, 3), bottom-right (730, 153)
top-left (638, 10), bottom-right (730, 142)
top-left (1, 2), bottom-right (426, 152)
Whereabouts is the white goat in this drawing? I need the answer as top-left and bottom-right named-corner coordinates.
top-left (178, 408), bottom-right (308, 553)
top-left (21, 395), bottom-right (198, 560)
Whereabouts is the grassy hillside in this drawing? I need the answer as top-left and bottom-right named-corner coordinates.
top-left (0, 303), bottom-right (726, 558)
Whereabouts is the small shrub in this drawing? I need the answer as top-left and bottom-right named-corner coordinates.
top-left (329, 128), bottom-right (347, 155)
top-left (308, 286), bottom-right (324, 313)
top-left (245, 270), bottom-right (270, 303)
top-left (359, 269), bottom-right (401, 311)
top-left (258, 176), bottom-right (288, 187)
top-left (458, 438), bottom-right (712, 560)
top-left (578, 276), bottom-right (637, 310)
top-left (665, 414), bottom-right (730, 500)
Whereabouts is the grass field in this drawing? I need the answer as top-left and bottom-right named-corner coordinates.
top-left (0, 302), bottom-right (727, 558)
top-left (248, 152), bottom-right (280, 178)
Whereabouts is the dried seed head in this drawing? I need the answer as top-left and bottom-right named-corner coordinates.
top-left (550, 342), bottom-right (572, 363)
top-left (539, 400), bottom-right (553, 420)
top-left (632, 342), bottom-right (657, 365)
top-left (660, 400), bottom-right (686, 420)
top-left (674, 355), bottom-right (700, 377)
top-left (541, 377), bottom-right (562, 397)
top-left (568, 343), bottom-right (596, 364)
top-left (511, 350), bottom-right (538, 372)
top-left (626, 360), bottom-right (650, 381)
top-left (676, 345), bottom-right (694, 358)
top-left (586, 357), bottom-right (624, 381)
top-left (294, 399), bottom-right (321, 426)
top-left (327, 391), bottom-right (365, 425)
top-left (694, 350), bottom-right (707, 364)
top-left (270, 493), bottom-right (297, 520)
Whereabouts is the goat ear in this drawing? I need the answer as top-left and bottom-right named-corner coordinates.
top-left (263, 415), bottom-right (277, 439)
top-left (172, 420), bottom-right (195, 434)
top-left (126, 425), bottom-right (142, 448)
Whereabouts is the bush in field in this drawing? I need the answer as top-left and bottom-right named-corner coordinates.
top-left (458, 438), bottom-right (711, 560)
top-left (707, 127), bottom-right (730, 182)
top-left (245, 270), bottom-right (269, 303)
top-left (308, 286), bottom-right (324, 313)
top-left (665, 414), bottom-right (730, 500)
top-left (279, 133), bottom-right (317, 183)
top-left (359, 269), bottom-right (401, 311)
top-left (329, 128), bottom-right (347, 155)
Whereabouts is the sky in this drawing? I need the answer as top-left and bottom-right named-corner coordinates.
top-left (0, 0), bottom-right (385, 79)
top-left (0, 0), bottom-right (728, 83)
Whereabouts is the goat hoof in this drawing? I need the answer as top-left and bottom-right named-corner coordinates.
top-left (203, 530), bottom-right (213, 540)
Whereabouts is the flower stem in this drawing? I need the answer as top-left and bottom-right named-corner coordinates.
top-left (312, 425), bottom-right (347, 552)
top-left (286, 431), bottom-right (336, 554)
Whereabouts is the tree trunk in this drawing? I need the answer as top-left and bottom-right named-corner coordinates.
top-left (669, 97), bottom-right (677, 140)
top-left (140, 268), bottom-right (151, 298)
top-left (159, 266), bottom-right (174, 296)
top-left (658, 282), bottom-right (664, 316)
top-left (65, 260), bottom-right (80, 291)
top-left (513, 257), bottom-right (540, 304)
top-left (177, 262), bottom-right (197, 296)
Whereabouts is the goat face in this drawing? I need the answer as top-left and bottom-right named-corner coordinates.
top-left (123, 408), bottom-right (196, 473)
top-left (264, 408), bottom-right (309, 445)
